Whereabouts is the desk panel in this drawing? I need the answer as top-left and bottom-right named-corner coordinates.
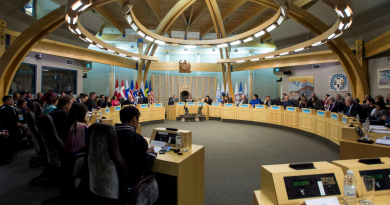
top-left (150, 105), bottom-right (165, 121)
top-left (299, 109), bottom-right (315, 133)
top-left (186, 102), bottom-right (197, 114)
top-left (253, 105), bottom-right (268, 123)
top-left (209, 104), bottom-right (221, 117)
top-left (137, 106), bottom-right (151, 122)
top-left (328, 113), bottom-right (342, 145)
top-left (237, 106), bottom-right (253, 121)
top-left (283, 107), bottom-right (300, 129)
top-left (221, 104), bottom-right (236, 120)
top-left (314, 111), bottom-right (330, 139)
top-left (110, 106), bottom-right (121, 124)
top-left (268, 106), bottom-right (283, 125)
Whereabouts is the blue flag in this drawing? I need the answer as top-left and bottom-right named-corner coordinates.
top-left (239, 81), bottom-right (243, 95)
top-left (144, 80), bottom-right (149, 96)
top-left (130, 80), bottom-right (136, 99)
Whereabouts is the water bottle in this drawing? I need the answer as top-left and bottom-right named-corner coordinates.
top-left (343, 170), bottom-right (357, 205)
top-left (176, 132), bottom-right (181, 149)
top-left (356, 114), bottom-right (360, 122)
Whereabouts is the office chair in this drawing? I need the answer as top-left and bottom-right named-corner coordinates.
top-left (37, 114), bottom-right (86, 205)
top-left (85, 123), bottom-right (158, 205)
top-left (360, 104), bottom-right (369, 121)
top-left (26, 111), bottom-right (46, 168)
top-left (293, 99), bottom-right (299, 107)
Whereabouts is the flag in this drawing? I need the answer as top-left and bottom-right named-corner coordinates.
top-left (234, 80), bottom-right (240, 105)
top-left (221, 81), bottom-right (225, 97)
top-left (216, 82), bottom-right (221, 103)
top-left (239, 81), bottom-right (243, 96)
top-left (130, 79), bottom-right (136, 100)
top-left (144, 80), bottom-right (149, 97)
top-left (149, 81), bottom-right (154, 103)
top-left (140, 80), bottom-right (145, 98)
top-left (114, 79), bottom-right (120, 99)
top-left (244, 81), bottom-right (248, 98)
top-left (125, 79), bottom-right (130, 100)
top-left (120, 79), bottom-right (126, 99)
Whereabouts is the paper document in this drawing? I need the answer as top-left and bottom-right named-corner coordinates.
top-left (370, 125), bottom-right (388, 130)
top-left (376, 137), bottom-right (390, 146)
top-left (150, 140), bottom-right (166, 147)
top-left (148, 146), bottom-right (162, 153)
top-left (372, 130), bottom-right (390, 134)
top-left (305, 197), bottom-right (340, 205)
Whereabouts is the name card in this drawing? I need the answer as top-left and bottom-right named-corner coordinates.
top-left (198, 103), bottom-right (205, 106)
top-left (115, 107), bottom-right (121, 111)
top-left (317, 111), bottom-right (325, 116)
top-left (155, 103), bottom-right (162, 107)
top-left (105, 108), bottom-right (110, 113)
top-left (342, 117), bottom-right (347, 124)
top-left (140, 104), bottom-right (148, 108)
top-left (271, 106), bottom-right (280, 110)
top-left (241, 104), bottom-right (249, 108)
top-left (302, 109), bottom-right (311, 114)
top-left (225, 104), bottom-right (233, 107)
top-left (177, 102), bottom-right (185, 106)
top-left (331, 114), bottom-right (338, 120)
top-left (187, 102), bottom-right (195, 106)
top-left (287, 107), bottom-right (295, 112)
top-left (212, 103), bottom-right (220, 106)
top-left (256, 105), bottom-right (264, 109)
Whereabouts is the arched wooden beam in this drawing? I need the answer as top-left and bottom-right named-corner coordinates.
top-left (248, 0), bottom-right (368, 99)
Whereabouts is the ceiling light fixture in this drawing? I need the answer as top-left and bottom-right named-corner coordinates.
top-left (185, 45), bottom-right (196, 48)
top-left (266, 24), bottom-right (276, 32)
top-left (338, 22), bottom-right (344, 30)
top-left (335, 9), bottom-right (344, 18)
top-left (279, 52), bottom-right (289, 56)
top-left (107, 49), bottom-right (115, 53)
top-left (67, 17), bottom-right (71, 24)
top-left (73, 16), bottom-right (78, 24)
top-left (137, 31), bottom-right (145, 37)
top-left (155, 40), bottom-right (165, 45)
top-left (277, 16), bottom-right (284, 25)
top-left (243, 37), bottom-right (253, 42)
top-left (71, 1), bottom-right (83, 11)
top-left (217, 44), bottom-right (228, 48)
top-left (68, 27), bottom-right (76, 34)
top-left (328, 33), bottom-right (336, 39)
top-left (254, 30), bottom-right (265, 38)
top-left (230, 40), bottom-right (241, 45)
top-left (78, 3), bottom-right (91, 12)
top-left (126, 15), bottom-right (133, 24)
top-left (131, 23), bottom-right (138, 31)
top-left (132, 57), bottom-right (140, 60)
top-left (312, 41), bottom-right (325, 46)
top-left (344, 21), bottom-right (352, 29)
top-left (236, 60), bottom-right (245, 63)
top-left (265, 56), bottom-right (274, 59)
top-left (118, 53), bottom-right (127, 57)
top-left (344, 6), bottom-right (352, 17)
top-left (281, 7), bottom-right (285, 16)
top-left (294, 48), bottom-right (304, 52)
top-left (251, 58), bottom-right (259, 61)
top-left (95, 44), bottom-right (104, 49)
top-left (75, 28), bottom-right (81, 35)
top-left (145, 36), bottom-right (154, 42)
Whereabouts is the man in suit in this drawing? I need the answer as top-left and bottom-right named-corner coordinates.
top-left (73, 93), bottom-right (88, 104)
top-left (327, 96), bottom-right (344, 113)
top-left (84, 92), bottom-right (100, 111)
top-left (336, 94), bottom-right (343, 102)
top-left (237, 95), bottom-right (248, 106)
top-left (308, 93), bottom-right (316, 107)
top-left (168, 94), bottom-right (179, 105)
top-left (323, 94), bottom-right (330, 109)
top-left (363, 94), bottom-right (371, 104)
top-left (25, 92), bottom-right (33, 109)
top-left (49, 95), bottom-right (73, 135)
top-left (342, 96), bottom-right (363, 117)
top-left (33, 92), bottom-right (43, 103)
top-left (263, 95), bottom-right (272, 107)
top-left (282, 96), bottom-right (294, 110)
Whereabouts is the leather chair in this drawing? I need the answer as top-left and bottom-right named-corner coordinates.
top-left (37, 114), bottom-right (85, 204)
top-left (85, 123), bottom-right (158, 205)
top-left (314, 99), bottom-right (323, 110)
top-left (293, 99), bottom-right (299, 107)
top-left (26, 111), bottom-right (46, 168)
top-left (32, 101), bottom-right (42, 117)
top-left (273, 98), bottom-right (282, 106)
top-left (360, 104), bottom-right (369, 121)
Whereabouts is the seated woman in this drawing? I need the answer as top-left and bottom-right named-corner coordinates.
top-left (204, 95), bottom-right (212, 105)
top-left (104, 96), bottom-right (112, 107)
top-left (371, 100), bottom-right (388, 121)
top-left (312, 96), bottom-right (323, 110)
top-left (299, 97), bottom-right (313, 109)
top-left (41, 92), bottom-right (58, 114)
top-left (221, 95), bottom-right (232, 106)
top-left (249, 94), bottom-right (261, 107)
top-left (111, 95), bottom-right (120, 106)
top-left (186, 94), bottom-right (194, 102)
top-left (366, 98), bottom-right (376, 115)
top-left (61, 103), bottom-right (89, 155)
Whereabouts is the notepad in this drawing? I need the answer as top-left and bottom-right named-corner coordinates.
top-left (372, 130), bottom-right (390, 134)
top-left (305, 197), bottom-right (340, 205)
top-left (376, 137), bottom-right (390, 146)
top-left (370, 125), bottom-right (388, 130)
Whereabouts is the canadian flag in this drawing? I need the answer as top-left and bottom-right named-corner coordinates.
top-left (120, 79), bottom-right (126, 99)
top-left (114, 79), bottom-right (120, 99)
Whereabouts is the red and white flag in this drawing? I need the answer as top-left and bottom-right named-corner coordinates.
top-left (114, 79), bottom-right (120, 99)
top-left (120, 79), bottom-right (126, 99)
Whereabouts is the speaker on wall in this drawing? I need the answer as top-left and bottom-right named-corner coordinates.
top-left (283, 70), bottom-right (292, 75)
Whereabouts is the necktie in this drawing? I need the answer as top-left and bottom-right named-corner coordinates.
top-left (329, 104), bottom-right (333, 111)
top-left (347, 105), bottom-right (352, 115)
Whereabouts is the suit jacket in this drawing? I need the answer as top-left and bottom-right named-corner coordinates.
top-left (343, 103), bottom-right (363, 117)
top-left (48, 107), bottom-right (67, 136)
top-left (137, 97), bottom-right (148, 104)
top-left (168, 97), bottom-right (179, 105)
top-left (299, 103), bottom-right (313, 109)
top-left (222, 98), bottom-right (233, 105)
top-left (282, 100), bottom-right (294, 110)
top-left (204, 99), bottom-right (213, 105)
top-left (186, 99), bottom-right (194, 102)
top-left (328, 101), bottom-right (344, 113)
top-left (238, 99), bottom-right (248, 105)
top-left (84, 98), bottom-right (98, 111)
top-left (264, 100), bottom-right (272, 107)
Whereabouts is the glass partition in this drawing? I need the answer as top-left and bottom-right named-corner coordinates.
top-left (8, 63), bottom-right (36, 94)
top-left (41, 66), bottom-right (77, 94)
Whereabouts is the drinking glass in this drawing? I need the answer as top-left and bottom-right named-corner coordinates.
top-left (361, 176), bottom-right (375, 205)
top-left (182, 135), bottom-right (189, 152)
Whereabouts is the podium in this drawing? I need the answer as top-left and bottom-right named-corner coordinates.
top-left (314, 110), bottom-right (331, 139)
top-left (209, 103), bottom-right (221, 118)
top-left (150, 103), bottom-right (165, 121)
top-left (299, 108), bottom-right (316, 133)
top-left (284, 107), bottom-right (300, 129)
top-left (236, 104), bottom-right (252, 121)
top-left (167, 102), bottom-right (185, 120)
top-left (197, 102), bottom-right (209, 120)
top-left (253, 105), bottom-right (268, 123)
top-left (221, 103), bottom-right (236, 120)
top-left (268, 106), bottom-right (283, 125)
top-left (328, 113), bottom-right (342, 145)
top-left (137, 104), bottom-right (150, 122)
top-left (186, 102), bottom-right (197, 114)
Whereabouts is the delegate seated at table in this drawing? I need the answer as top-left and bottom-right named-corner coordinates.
top-left (222, 95), bottom-right (233, 106)
top-left (282, 96), bottom-right (294, 110)
top-left (263, 95), bottom-right (272, 107)
top-left (342, 96), bottom-right (363, 118)
top-left (326, 96), bottom-right (344, 113)
top-left (168, 94), bottom-right (179, 105)
top-left (186, 94), bottom-right (194, 102)
top-left (204, 95), bottom-right (212, 105)
top-left (299, 97), bottom-right (313, 110)
top-left (249, 94), bottom-right (261, 107)
top-left (237, 95), bottom-right (248, 106)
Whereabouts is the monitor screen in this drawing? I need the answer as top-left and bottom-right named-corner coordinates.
top-left (155, 132), bottom-right (177, 144)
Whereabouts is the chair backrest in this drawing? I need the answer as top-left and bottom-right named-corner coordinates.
top-left (37, 114), bottom-right (67, 168)
top-left (32, 101), bottom-right (42, 117)
top-left (86, 123), bottom-right (128, 203)
top-left (293, 99), bottom-right (299, 107)
top-left (360, 104), bottom-right (369, 119)
top-left (119, 98), bottom-right (124, 105)
top-left (314, 99), bottom-right (323, 110)
top-left (26, 111), bottom-right (45, 155)
top-left (273, 98), bottom-right (281, 105)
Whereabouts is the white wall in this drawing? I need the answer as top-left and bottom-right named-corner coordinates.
top-left (368, 53), bottom-right (390, 97)
top-left (281, 62), bottom-right (352, 100)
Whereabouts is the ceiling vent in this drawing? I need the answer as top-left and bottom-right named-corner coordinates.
top-left (312, 64), bottom-right (321, 69)
top-left (66, 59), bottom-right (73, 65)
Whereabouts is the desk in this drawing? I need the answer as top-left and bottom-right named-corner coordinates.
top-left (101, 107), bottom-right (112, 122)
top-left (144, 136), bottom-right (205, 205)
top-left (150, 104), bottom-right (165, 121)
top-left (89, 111), bottom-right (101, 125)
top-left (314, 110), bottom-right (330, 139)
top-left (253, 105), bottom-right (268, 123)
top-left (97, 117), bottom-right (113, 126)
top-left (299, 108), bottom-right (316, 133)
top-left (209, 103), bottom-right (221, 118)
top-left (137, 104), bottom-right (151, 122)
top-left (167, 103), bottom-right (185, 120)
top-left (185, 102), bottom-right (197, 114)
top-left (196, 103), bottom-right (209, 120)
top-left (328, 113), bottom-right (342, 145)
top-left (236, 104), bottom-right (252, 121)
top-left (284, 107), bottom-right (300, 129)
top-left (268, 106), bottom-right (283, 125)
top-left (221, 103), bottom-right (236, 120)
top-left (110, 106), bottom-right (121, 124)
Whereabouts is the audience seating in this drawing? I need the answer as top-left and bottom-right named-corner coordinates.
top-left (26, 111), bottom-right (46, 168)
top-left (85, 123), bottom-right (158, 205)
top-left (36, 114), bottom-right (85, 205)
top-left (32, 101), bottom-right (42, 117)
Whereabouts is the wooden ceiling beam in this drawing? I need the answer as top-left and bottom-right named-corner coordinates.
top-left (225, 6), bottom-right (268, 36)
top-left (191, 2), bottom-right (208, 26)
top-left (365, 29), bottom-right (390, 58)
top-left (200, 0), bottom-right (247, 37)
top-left (185, 5), bottom-right (195, 38)
top-left (145, 0), bottom-right (162, 22)
top-left (95, 5), bottom-right (126, 34)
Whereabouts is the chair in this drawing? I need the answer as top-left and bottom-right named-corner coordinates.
top-left (293, 99), bottom-right (299, 107)
top-left (85, 123), bottom-right (158, 205)
top-left (37, 114), bottom-right (85, 204)
top-left (26, 111), bottom-right (46, 168)
top-left (360, 104), bottom-right (369, 121)
top-left (314, 99), bottom-right (323, 110)
top-left (273, 98), bottom-right (281, 106)
top-left (32, 101), bottom-right (42, 117)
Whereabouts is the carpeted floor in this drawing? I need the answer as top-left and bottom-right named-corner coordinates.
top-left (0, 120), bottom-right (339, 205)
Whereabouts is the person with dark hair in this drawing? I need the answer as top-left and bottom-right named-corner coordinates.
top-left (84, 92), bottom-right (99, 111)
top-left (73, 93), bottom-right (88, 104)
top-left (345, 93), bottom-right (352, 98)
top-left (336, 94), bottom-right (343, 102)
top-left (282, 96), bottom-right (294, 110)
top-left (49, 95), bottom-right (73, 135)
top-left (249, 94), bottom-right (261, 107)
top-left (20, 91), bottom-right (27, 99)
top-left (0, 122), bottom-right (13, 164)
top-left (263, 95), bottom-right (272, 107)
top-left (186, 94), bottom-right (194, 102)
top-left (299, 97), bottom-right (313, 109)
top-left (385, 94), bottom-right (390, 105)
top-left (221, 95), bottom-right (233, 106)
top-left (366, 98), bottom-right (376, 114)
top-left (97, 94), bottom-right (105, 107)
top-left (61, 103), bottom-right (89, 154)
top-left (60, 91), bottom-right (66, 96)
top-left (308, 93), bottom-right (316, 107)
top-left (111, 96), bottom-right (120, 106)
top-left (298, 93), bottom-right (305, 102)
top-left (68, 91), bottom-right (73, 96)
top-left (371, 101), bottom-right (388, 121)
top-left (13, 93), bottom-right (20, 105)
top-left (0, 96), bottom-right (23, 155)
top-left (105, 96), bottom-right (112, 107)
top-left (375, 95), bottom-right (384, 103)
top-left (41, 92), bottom-right (58, 114)
top-left (16, 99), bottom-right (29, 124)
top-left (168, 94), bottom-right (179, 105)
top-left (25, 92), bottom-right (33, 109)
top-left (323, 94), bottom-right (330, 108)
top-left (327, 96), bottom-right (344, 113)
top-left (204, 95), bottom-right (212, 105)
top-left (354, 98), bottom-right (360, 104)
top-left (115, 106), bottom-right (156, 187)
top-left (34, 92), bottom-right (43, 103)
top-left (363, 94), bottom-right (371, 104)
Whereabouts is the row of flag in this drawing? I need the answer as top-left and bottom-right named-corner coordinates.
top-left (114, 79), bottom-right (154, 103)
top-left (215, 80), bottom-right (248, 105)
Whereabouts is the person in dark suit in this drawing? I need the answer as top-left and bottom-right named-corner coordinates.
top-left (326, 96), bottom-right (344, 113)
top-left (84, 92), bottom-right (99, 111)
top-left (204, 95), bottom-right (212, 105)
top-left (362, 94), bottom-right (371, 104)
top-left (137, 92), bottom-right (148, 104)
top-left (237, 95), bottom-right (248, 106)
top-left (97, 95), bottom-right (105, 108)
top-left (73, 93), bottom-right (88, 104)
top-left (343, 96), bottom-right (363, 118)
top-left (308, 93), bottom-right (316, 107)
top-left (168, 94), bottom-right (179, 105)
top-left (49, 95), bottom-right (73, 136)
top-left (0, 122), bottom-right (13, 164)
top-left (115, 106), bottom-right (156, 187)
top-left (282, 96), bottom-right (294, 110)
top-left (263, 95), bottom-right (272, 107)
top-left (186, 94), bottom-right (194, 102)
top-left (0, 96), bottom-right (23, 155)
top-left (299, 97), bottom-right (313, 109)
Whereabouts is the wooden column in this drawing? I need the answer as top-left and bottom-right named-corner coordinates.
top-left (196, 76), bottom-right (198, 100)
top-left (158, 76), bottom-right (161, 103)
top-left (356, 39), bottom-right (368, 82)
top-left (171, 76), bottom-right (174, 96)
top-left (177, 76), bottom-right (180, 99)
top-left (249, 70), bottom-right (253, 98)
top-left (208, 77), bottom-right (211, 96)
top-left (165, 75), bottom-right (168, 105)
top-left (214, 77), bottom-right (217, 100)
top-left (109, 65), bottom-right (115, 97)
top-left (0, 19), bottom-right (6, 57)
top-left (202, 77), bottom-right (205, 99)
top-left (190, 77), bottom-right (192, 97)
top-left (137, 42), bottom-right (143, 86)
